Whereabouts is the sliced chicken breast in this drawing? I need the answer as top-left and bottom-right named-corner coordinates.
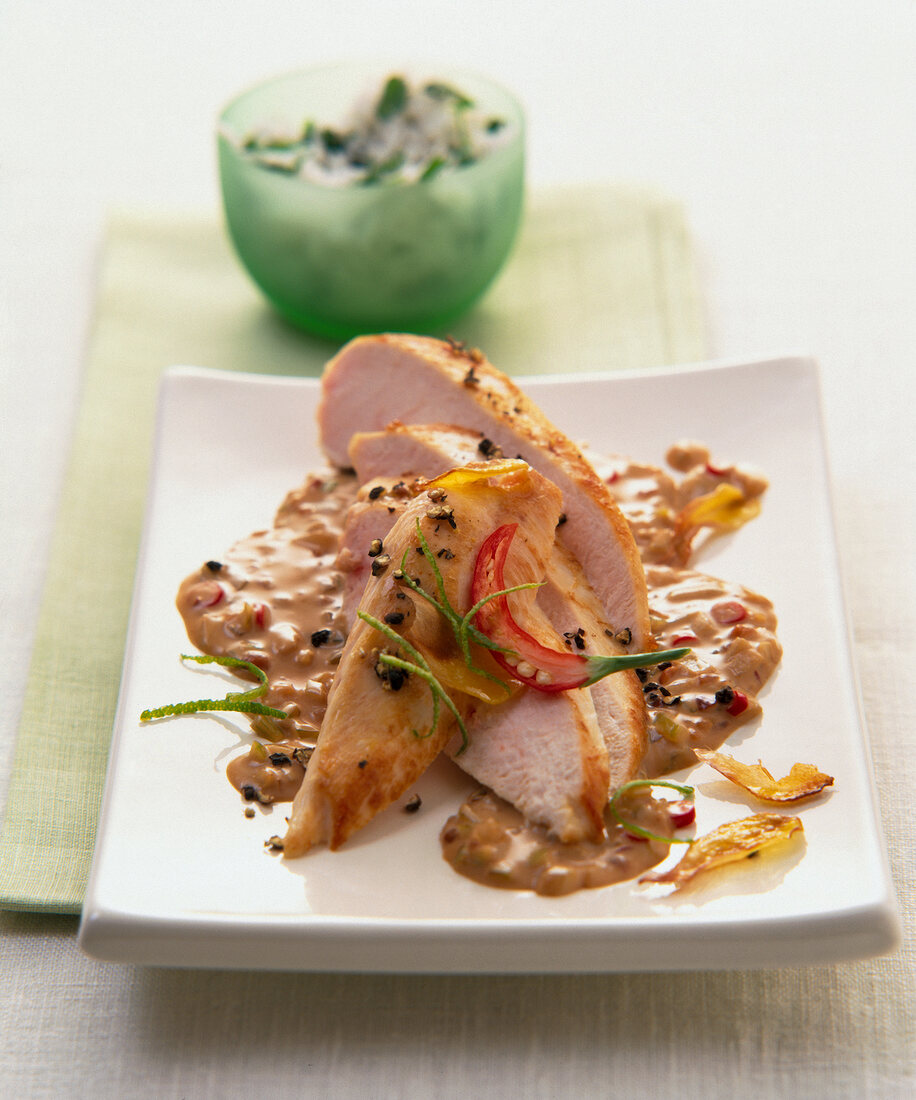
top-left (285, 460), bottom-right (612, 854)
top-left (448, 688), bottom-right (610, 844)
top-left (334, 478), bottom-right (415, 629)
top-left (350, 422), bottom-right (498, 482)
top-left (345, 420), bottom-right (648, 795)
top-left (317, 333), bottom-right (651, 648)
top-left (351, 421), bottom-right (483, 481)
top-left (540, 541), bottom-right (648, 788)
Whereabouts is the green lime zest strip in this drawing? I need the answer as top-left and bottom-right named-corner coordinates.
top-left (608, 779), bottom-right (696, 845)
top-left (359, 611), bottom-right (470, 755)
top-left (583, 646), bottom-right (692, 686)
top-left (139, 654), bottom-right (288, 722)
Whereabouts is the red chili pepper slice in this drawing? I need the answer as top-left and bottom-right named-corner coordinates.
top-left (194, 582), bottom-right (225, 608)
top-left (726, 689), bottom-right (749, 716)
top-left (668, 799), bottom-right (696, 828)
top-left (471, 523), bottom-right (690, 694)
top-left (711, 600), bottom-right (747, 625)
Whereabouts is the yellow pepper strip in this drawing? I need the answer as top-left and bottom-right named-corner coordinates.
top-left (426, 458), bottom-right (529, 491)
top-left (676, 483), bottom-right (762, 531)
top-left (696, 750), bottom-right (834, 802)
top-left (640, 812), bottom-right (803, 890)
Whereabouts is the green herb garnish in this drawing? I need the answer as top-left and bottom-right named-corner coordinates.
top-left (362, 150), bottom-right (406, 185)
top-left (376, 75), bottom-right (408, 119)
top-left (424, 81), bottom-right (474, 109)
top-left (301, 120), bottom-right (317, 145)
top-left (608, 779), bottom-right (695, 844)
top-left (419, 155), bottom-right (446, 182)
top-left (320, 127), bottom-right (348, 152)
top-left (140, 654), bottom-right (288, 722)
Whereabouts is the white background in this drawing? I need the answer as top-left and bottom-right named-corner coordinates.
top-left (1, 2), bottom-right (914, 1097)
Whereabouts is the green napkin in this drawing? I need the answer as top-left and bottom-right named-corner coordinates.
top-left (0, 184), bottom-right (707, 913)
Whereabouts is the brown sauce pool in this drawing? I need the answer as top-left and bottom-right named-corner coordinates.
top-left (226, 739), bottom-right (311, 805)
top-left (176, 472), bottom-right (355, 742)
top-left (176, 442), bottom-right (780, 894)
top-left (441, 786), bottom-right (676, 895)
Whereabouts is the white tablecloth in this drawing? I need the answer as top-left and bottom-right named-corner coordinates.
top-left (2, 3), bottom-right (913, 1096)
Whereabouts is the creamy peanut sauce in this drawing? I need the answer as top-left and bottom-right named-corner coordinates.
top-left (176, 472), bottom-right (354, 777)
top-left (176, 441), bottom-right (780, 891)
top-left (225, 740), bottom-right (310, 805)
top-left (441, 787), bottom-right (674, 895)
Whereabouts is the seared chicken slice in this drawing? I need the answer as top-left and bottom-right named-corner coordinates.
top-left (334, 478), bottom-right (415, 629)
top-left (539, 541), bottom-right (648, 788)
top-left (336, 426), bottom-right (488, 628)
top-left (349, 422), bottom-right (492, 485)
top-left (449, 687), bottom-right (610, 843)
top-left (285, 461), bottom-right (615, 854)
top-left (317, 334), bottom-right (651, 648)
top-left (351, 421), bottom-right (483, 481)
top-left (346, 421), bottom-right (648, 797)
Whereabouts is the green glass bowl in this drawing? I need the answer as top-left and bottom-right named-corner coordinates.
top-left (217, 63), bottom-right (525, 339)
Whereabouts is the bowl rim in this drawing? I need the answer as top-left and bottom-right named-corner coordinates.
top-left (217, 59), bottom-right (526, 135)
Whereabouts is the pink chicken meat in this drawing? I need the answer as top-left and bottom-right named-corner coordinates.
top-left (317, 334), bottom-right (651, 649)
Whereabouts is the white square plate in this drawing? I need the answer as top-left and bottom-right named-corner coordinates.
top-left (79, 356), bottom-right (900, 972)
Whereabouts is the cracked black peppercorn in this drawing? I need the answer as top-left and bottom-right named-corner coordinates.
top-left (426, 503), bottom-right (456, 528)
top-left (375, 657), bottom-right (408, 692)
top-left (477, 437), bottom-right (503, 459)
top-left (371, 553), bottom-right (392, 576)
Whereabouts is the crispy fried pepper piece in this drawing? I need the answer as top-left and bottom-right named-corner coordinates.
top-left (696, 749), bottom-right (834, 802)
top-left (640, 812), bottom-right (803, 890)
top-left (672, 483), bottom-right (762, 564)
